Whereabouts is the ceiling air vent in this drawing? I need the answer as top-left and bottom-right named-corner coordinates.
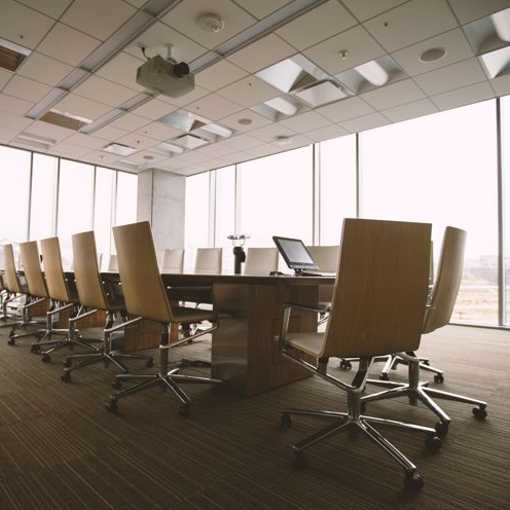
top-left (103, 143), bottom-right (138, 156)
top-left (40, 110), bottom-right (92, 131)
top-left (173, 134), bottom-right (209, 149)
top-left (0, 38), bottom-right (31, 72)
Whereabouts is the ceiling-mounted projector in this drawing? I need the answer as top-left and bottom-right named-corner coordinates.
top-left (136, 53), bottom-right (195, 98)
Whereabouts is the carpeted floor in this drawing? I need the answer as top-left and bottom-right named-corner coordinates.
top-left (0, 325), bottom-right (508, 510)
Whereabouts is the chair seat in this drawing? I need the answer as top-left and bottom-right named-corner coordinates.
top-left (287, 332), bottom-right (325, 357)
top-left (172, 306), bottom-right (216, 324)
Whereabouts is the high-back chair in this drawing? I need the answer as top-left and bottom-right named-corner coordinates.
top-left (60, 231), bottom-right (153, 383)
top-left (105, 221), bottom-right (222, 416)
top-left (244, 247), bottom-right (278, 274)
top-left (361, 227), bottom-right (487, 436)
top-left (195, 248), bottom-right (222, 274)
top-left (278, 219), bottom-right (439, 491)
top-left (0, 245), bottom-right (21, 326)
top-left (161, 248), bottom-right (184, 273)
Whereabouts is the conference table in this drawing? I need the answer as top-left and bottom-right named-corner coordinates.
top-left (14, 270), bottom-right (336, 396)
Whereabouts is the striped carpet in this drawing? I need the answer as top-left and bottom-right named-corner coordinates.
top-left (0, 325), bottom-right (508, 510)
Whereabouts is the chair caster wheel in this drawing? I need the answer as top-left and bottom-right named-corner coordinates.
top-left (404, 471), bottom-right (424, 491)
top-left (281, 413), bottom-right (292, 431)
top-left (41, 353), bottom-right (50, 363)
top-left (146, 358), bottom-right (154, 368)
top-left (472, 406), bottom-right (487, 420)
top-left (105, 399), bottom-right (118, 413)
top-left (30, 344), bottom-right (40, 354)
top-left (7, 338), bottom-right (15, 346)
top-left (63, 358), bottom-right (72, 368)
top-left (339, 360), bottom-right (352, 370)
top-left (292, 450), bottom-right (307, 469)
top-left (112, 380), bottom-right (122, 390)
top-left (61, 371), bottom-right (71, 383)
top-left (425, 434), bottom-right (441, 452)
top-left (435, 421), bottom-right (449, 437)
top-left (434, 374), bottom-right (444, 384)
top-left (379, 373), bottom-right (389, 381)
top-left (179, 404), bottom-right (190, 417)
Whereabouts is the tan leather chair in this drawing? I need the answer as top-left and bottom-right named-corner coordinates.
top-left (105, 221), bottom-right (222, 416)
top-left (361, 227), bottom-right (487, 436)
top-left (279, 219), bottom-right (439, 491)
top-left (195, 248), bottom-right (222, 274)
top-left (60, 231), bottom-right (153, 383)
top-left (244, 247), bottom-right (278, 274)
top-left (161, 248), bottom-right (184, 273)
top-left (0, 245), bottom-right (21, 326)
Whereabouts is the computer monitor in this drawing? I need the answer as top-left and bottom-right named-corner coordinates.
top-left (272, 236), bottom-right (319, 273)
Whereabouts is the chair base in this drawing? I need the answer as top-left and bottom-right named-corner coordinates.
top-left (105, 365), bottom-right (222, 416)
top-left (34, 335), bottom-right (102, 363)
top-left (281, 407), bottom-right (439, 491)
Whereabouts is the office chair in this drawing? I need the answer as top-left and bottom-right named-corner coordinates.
top-left (244, 247), bottom-right (278, 274)
top-left (361, 227), bottom-right (487, 437)
top-left (105, 221), bottom-right (222, 416)
top-left (61, 231), bottom-right (153, 382)
top-left (195, 248), bottom-right (222, 274)
top-left (160, 248), bottom-right (184, 273)
top-left (34, 237), bottom-right (100, 362)
top-left (279, 219), bottom-right (441, 491)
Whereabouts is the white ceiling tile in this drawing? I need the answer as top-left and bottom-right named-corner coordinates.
top-left (161, 0), bottom-right (257, 50)
top-left (122, 149), bottom-right (167, 165)
top-left (1, 112), bottom-right (33, 134)
top-left (306, 124), bottom-right (350, 142)
top-left (341, 112), bottom-right (389, 132)
top-left (38, 23), bottom-right (100, 66)
top-left (84, 150), bottom-right (122, 166)
top-left (217, 76), bottom-right (280, 107)
top-left (62, 0), bottom-right (136, 40)
top-left (0, 69), bottom-right (12, 89)
top-left (361, 79), bottom-right (425, 109)
top-left (159, 86), bottom-right (210, 107)
top-left (96, 52), bottom-right (147, 92)
top-left (108, 113), bottom-right (149, 132)
top-left (195, 59), bottom-right (248, 90)
top-left (217, 134), bottom-right (263, 151)
top-left (17, 52), bottom-right (73, 87)
top-left (316, 96), bottom-right (374, 122)
top-left (93, 125), bottom-right (128, 140)
top-left (15, 0), bottom-right (72, 19)
top-left (3, 76), bottom-right (51, 102)
top-left (136, 121), bottom-right (183, 141)
top-left (364, 0), bottom-right (458, 53)
top-left (126, 21), bottom-right (208, 62)
top-left (276, 0), bottom-right (357, 50)
top-left (278, 111), bottom-right (332, 133)
top-left (0, 0), bottom-right (55, 49)
top-left (303, 25), bottom-right (386, 75)
top-left (269, 134), bottom-right (312, 151)
top-left (115, 132), bottom-right (159, 150)
top-left (383, 98), bottom-right (438, 122)
top-left (414, 58), bottom-right (486, 96)
top-left (187, 94), bottom-right (243, 120)
top-left (341, 0), bottom-right (408, 22)
top-left (0, 93), bottom-right (33, 115)
top-left (24, 119), bottom-right (75, 142)
top-left (64, 133), bottom-right (107, 150)
top-left (243, 143), bottom-right (281, 158)
top-left (74, 75), bottom-right (137, 107)
top-left (249, 123), bottom-right (296, 143)
top-left (447, 0), bottom-right (510, 24)
top-left (220, 109), bottom-right (272, 133)
top-left (132, 98), bottom-right (178, 120)
top-left (391, 29), bottom-right (474, 76)
top-left (50, 143), bottom-right (90, 158)
top-left (0, 127), bottom-right (16, 143)
top-left (490, 72), bottom-right (510, 96)
top-left (234, 0), bottom-right (292, 19)
top-left (54, 93), bottom-right (112, 121)
top-left (432, 81), bottom-right (495, 110)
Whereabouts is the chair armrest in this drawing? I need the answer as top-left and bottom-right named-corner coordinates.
top-left (278, 302), bottom-right (328, 349)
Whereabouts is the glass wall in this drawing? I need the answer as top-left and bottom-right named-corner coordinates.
top-left (94, 167), bottom-right (116, 261)
top-left (214, 165), bottom-right (236, 273)
top-left (115, 171), bottom-right (138, 226)
top-left (500, 96), bottom-right (510, 326)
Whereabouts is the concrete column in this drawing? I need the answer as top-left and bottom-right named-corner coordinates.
top-left (137, 169), bottom-right (185, 250)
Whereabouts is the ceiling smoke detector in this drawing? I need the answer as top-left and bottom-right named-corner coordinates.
top-left (419, 47), bottom-right (446, 63)
top-left (238, 118), bottom-right (253, 126)
top-left (197, 13), bottom-right (224, 33)
top-left (274, 135), bottom-right (293, 146)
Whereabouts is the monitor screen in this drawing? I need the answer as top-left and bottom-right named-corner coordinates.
top-left (273, 236), bottom-right (318, 271)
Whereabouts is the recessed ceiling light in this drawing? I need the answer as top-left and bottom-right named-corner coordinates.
top-left (274, 135), bottom-right (293, 145)
top-left (196, 13), bottom-right (224, 33)
top-left (238, 118), bottom-right (253, 125)
top-left (419, 47), bottom-right (446, 63)
top-left (103, 143), bottom-right (138, 156)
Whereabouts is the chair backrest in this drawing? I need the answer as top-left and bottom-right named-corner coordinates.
top-left (113, 221), bottom-right (173, 323)
top-left (19, 241), bottom-right (47, 298)
top-left (161, 248), bottom-right (184, 273)
top-left (321, 218), bottom-right (432, 359)
top-left (3, 244), bottom-right (21, 294)
top-left (72, 231), bottom-right (108, 310)
top-left (244, 247), bottom-right (279, 274)
top-left (306, 245), bottom-right (340, 273)
top-left (40, 237), bottom-right (70, 302)
top-left (106, 254), bottom-right (118, 272)
top-left (195, 248), bottom-right (222, 274)
top-left (423, 227), bottom-right (466, 334)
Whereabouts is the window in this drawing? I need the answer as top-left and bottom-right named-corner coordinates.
top-left (29, 153), bottom-right (58, 240)
top-left (360, 100), bottom-right (499, 326)
top-left (57, 159), bottom-right (94, 265)
top-left (0, 146), bottom-right (30, 244)
top-left (319, 135), bottom-right (357, 245)
top-left (238, 147), bottom-right (314, 247)
top-left (214, 165), bottom-right (236, 273)
top-left (500, 96), bottom-right (510, 325)
top-left (94, 167), bottom-right (116, 262)
top-left (115, 171), bottom-right (138, 226)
